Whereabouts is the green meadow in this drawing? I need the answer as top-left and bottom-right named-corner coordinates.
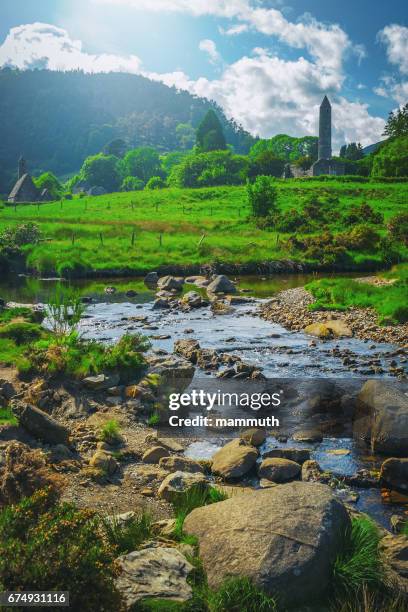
top-left (1, 179), bottom-right (407, 277)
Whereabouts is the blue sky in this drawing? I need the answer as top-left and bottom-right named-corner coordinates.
top-left (0, 0), bottom-right (407, 151)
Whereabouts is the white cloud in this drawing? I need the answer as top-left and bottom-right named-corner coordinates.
top-left (94, 0), bottom-right (358, 74)
top-left (378, 24), bottom-right (408, 75)
top-left (376, 24), bottom-right (408, 104)
top-left (0, 22), bottom-right (384, 149)
top-left (219, 23), bottom-right (249, 36)
top-left (199, 39), bottom-right (221, 64)
top-left (148, 49), bottom-right (384, 150)
top-left (0, 22), bottom-right (142, 73)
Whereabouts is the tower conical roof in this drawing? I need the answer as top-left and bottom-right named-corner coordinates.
top-left (321, 95), bottom-right (331, 107)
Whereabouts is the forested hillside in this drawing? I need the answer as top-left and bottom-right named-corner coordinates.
top-left (0, 68), bottom-right (255, 192)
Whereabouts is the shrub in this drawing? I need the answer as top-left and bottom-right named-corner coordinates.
top-left (0, 442), bottom-right (64, 505)
top-left (121, 176), bottom-right (145, 191)
top-left (332, 516), bottom-right (384, 596)
top-left (99, 419), bottom-right (121, 445)
top-left (168, 151), bottom-right (248, 188)
top-left (0, 488), bottom-right (120, 610)
top-left (102, 511), bottom-right (152, 554)
top-left (371, 136), bottom-right (408, 177)
top-left (247, 176), bottom-right (278, 219)
top-left (145, 176), bottom-right (166, 190)
top-left (0, 322), bottom-right (43, 345)
top-left (388, 212), bottom-right (408, 246)
top-left (343, 203), bottom-right (383, 226)
top-left (0, 222), bottom-right (41, 248)
top-left (208, 576), bottom-right (277, 612)
top-left (34, 172), bottom-right (63, 199)
top-left (337, 225), bottom-right (381, 251)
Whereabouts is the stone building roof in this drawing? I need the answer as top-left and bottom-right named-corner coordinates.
top-left (8, 173), bottom-right (39, 203)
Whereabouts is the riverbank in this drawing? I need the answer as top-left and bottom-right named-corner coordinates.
top-left (260, 285), bottom-right (408, 348)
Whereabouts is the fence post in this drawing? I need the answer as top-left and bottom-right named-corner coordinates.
top-left (159, 232), bottom-right (162, 247)
top-left (131, 230), bottom-right (135, 246)
top-left (72, 233), bottom-right (75, 245)
top-left (99, 232), bottom-right (103, 246)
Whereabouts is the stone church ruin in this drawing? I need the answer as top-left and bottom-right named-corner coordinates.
top-left (8, 156), bottom-right (53, 203)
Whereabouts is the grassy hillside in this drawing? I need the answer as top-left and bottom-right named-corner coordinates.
top-left (0, 179), bottom-right (406, 277)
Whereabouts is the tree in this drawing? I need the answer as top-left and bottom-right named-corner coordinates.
top-left (383, 103), bottom-right (408, 138)
top-left (339, 142), bottom-right (364, 161)
top-left (168, 150), bottom-right (248, 188)
top-left (196, 110), bottom-right (227, 152)
top-left (175, 123), bottom-right (196, 150)
top-left (145, 176), bottom-right (165, 190)
top-left (120, 176), bottom-right (144, 191)
top-left (249, 151), bottom-right (285, 179)
top-left (119, 147), bottom-right (162, 183)
top-left (103, 138), bottom-right (127, 158)
top-left (371, 136), bottom-right (408, 177)
top-left (249, 134), bottom-right (318, 163)
top-left (247, 176), bottom-right (278, 218)
top-left (34, 172), bottom-right (63, 199)
top-left (80, 154), bottom-right (121, 192)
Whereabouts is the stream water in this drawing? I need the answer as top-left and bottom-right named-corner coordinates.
top-left (1, 273), bottom-right (407, 528)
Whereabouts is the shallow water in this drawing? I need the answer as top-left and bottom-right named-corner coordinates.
top-left (1, 272), bottom-right (406, 528)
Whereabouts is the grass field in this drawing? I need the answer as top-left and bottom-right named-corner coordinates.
top-left (1, 180), bottom-right (406, 276)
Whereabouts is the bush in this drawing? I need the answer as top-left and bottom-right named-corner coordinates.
top-left (0, 322), bottom-right (43, 345)
top-left (34, 172), bottom-right (63, 199)
top-left (208, 577), bottom-right (277, 612)
top-left (337, 225), bottom-right (381, 251)
top-left (145, 176), bottom-right (166, 190)
top-left (0, 222), bottom-right (41, 249)
top-left (80, 153), bottom-right (121, 192)
top-left (0, 488), bottom-right (120, 610)
top-left (247, 176), bottom-right (278, 219)
top-left (343, 203), bottom-right (383, 226)
top-left (168, 151), bottom-right (248, 188)
top-left (371, 136), bottom-right (408, 177)
top-left (388, 212), bottom-right (408, 246)
top-left (121, 176), bottom-right (145, 191)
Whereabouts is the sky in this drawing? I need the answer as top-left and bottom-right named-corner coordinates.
top-left (0, 0), bottom-right (407, 152)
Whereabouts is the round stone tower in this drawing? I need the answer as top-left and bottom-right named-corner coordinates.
top-left (318, 96), bottom-right (332, 160)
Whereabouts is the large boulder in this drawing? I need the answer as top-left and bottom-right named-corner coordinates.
top-left (206, 275), bottom-right (237, 295)
top-left (240, 428), bottom-right (266, 447)
top-left (173, 339), bottom-right (200, 362)
top-left (354, 380), bottom-right (408, 455)
top-left (14, 403), bottom-right (69, 445)
top-left (380, 458), bottom-right (408, 492)
top-left (148, 354), bottom-right (195, 393)
top-left (115, 546), bottom-right (194, 607)
top-left (157, 471), bottom-right (207, 502)
top-left (183, 482), bottom-right (350, 606)
top-left (89, 450), bottom-right (118, 475)
top-left (258, 457), bottom-right (301, 482)
top-left (157, 276), bottom-right (184, 292)
top-left (211, 439), bottom-right (258, 479)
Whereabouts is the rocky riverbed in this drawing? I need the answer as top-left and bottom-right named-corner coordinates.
top-left (1, 272), bottom-right (407, 609)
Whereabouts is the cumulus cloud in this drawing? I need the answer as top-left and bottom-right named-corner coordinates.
top-left (378, 24), bottom-right (408, 74)
top-left (148, 49), bottom-right (384, 150)
top-left (376, 24), bottom-right (408, 104)
top-left (199, 39), bottom-right (221, 64)
top-left (0, 22), bottom-right (142, 73)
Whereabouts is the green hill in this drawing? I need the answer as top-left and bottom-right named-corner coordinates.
top-left (0, 68), bottom-right (255, 193)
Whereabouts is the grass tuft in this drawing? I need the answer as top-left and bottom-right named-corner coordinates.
top-left (332, 516), bottom-right (384, 596)
top-left (102, 511), bottom-right (152, 554)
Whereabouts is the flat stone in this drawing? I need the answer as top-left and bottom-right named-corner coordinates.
top-left (115, 547), bottom-right (194, 606)
top-left (258, 457), bottom-right (301, 482)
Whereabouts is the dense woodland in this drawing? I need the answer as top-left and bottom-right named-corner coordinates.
top-left (0, 68), bottom-right (255, 192)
